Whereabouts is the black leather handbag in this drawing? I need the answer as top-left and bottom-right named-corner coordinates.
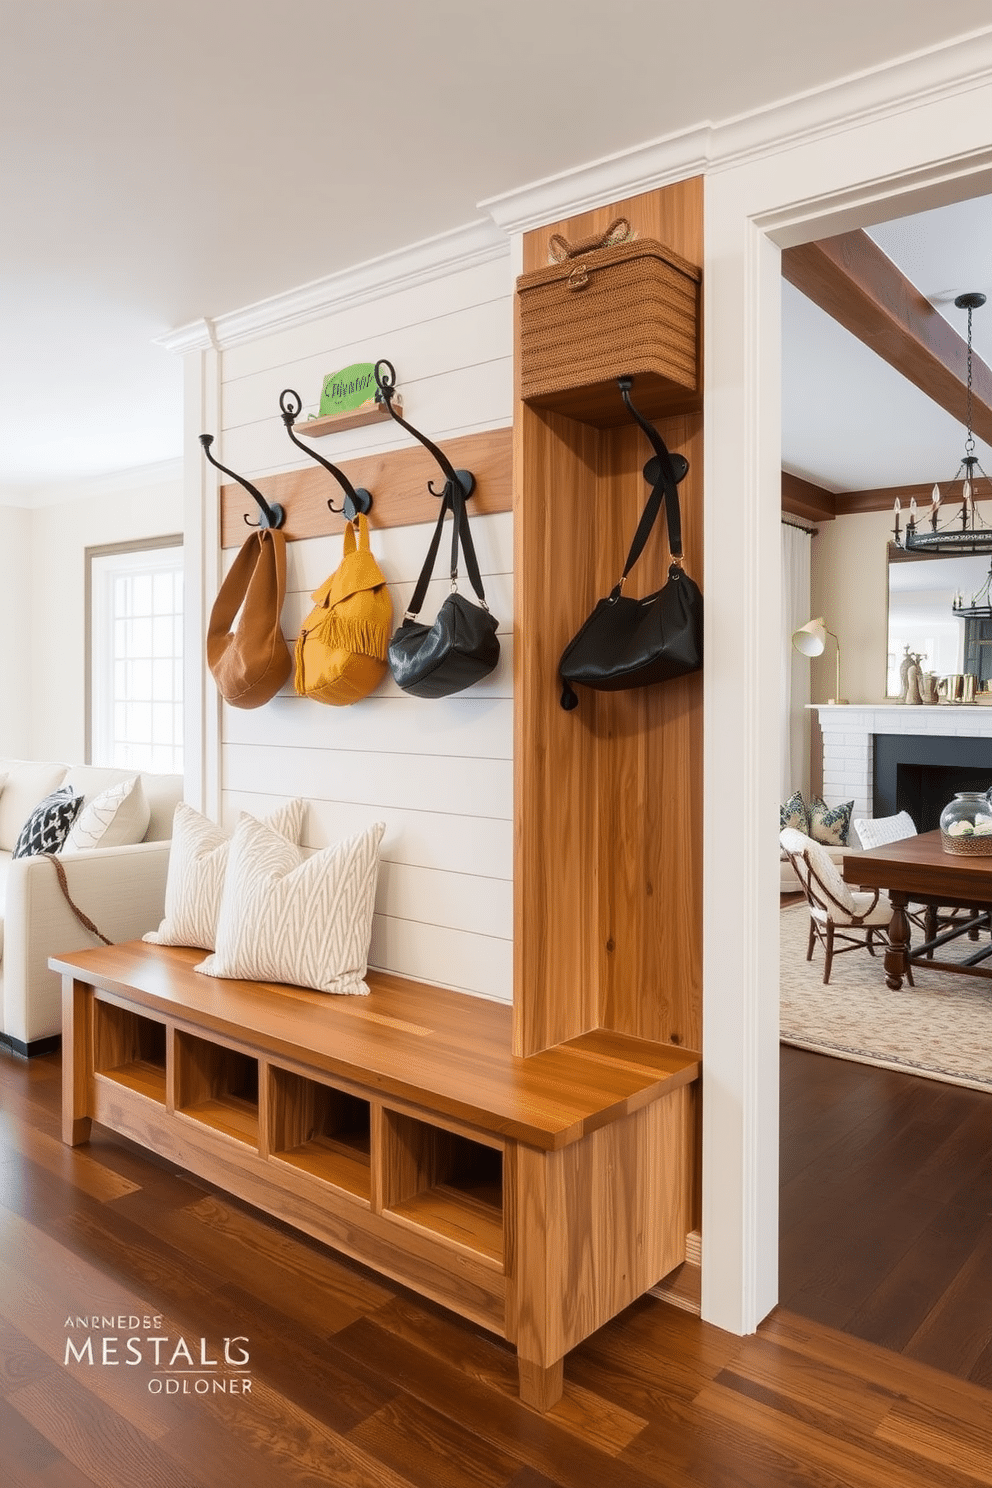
top-left (388, 476), bottom-right (500, 698)
top-left (558, 386), bottom-right (702, 710)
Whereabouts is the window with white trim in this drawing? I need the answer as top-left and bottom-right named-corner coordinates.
top-left (88, 540), bottom-right (184, 772)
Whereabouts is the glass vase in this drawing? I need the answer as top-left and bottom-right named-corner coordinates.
top-left (939, 791), bottom-right (992, 855)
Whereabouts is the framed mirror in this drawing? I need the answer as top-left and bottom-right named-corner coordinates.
top-left (886, 543), bottom-right (992, 696)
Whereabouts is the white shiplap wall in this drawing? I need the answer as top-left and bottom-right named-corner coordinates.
top-left (215, 255), bottom-right (514, 1002)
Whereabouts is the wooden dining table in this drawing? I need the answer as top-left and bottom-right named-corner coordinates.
top-left (843, 829), bottom-right (992, 990)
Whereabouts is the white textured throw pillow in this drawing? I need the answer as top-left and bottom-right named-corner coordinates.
top-left (144, 799), bottom-right (305, 951)
top-left (196, 815), bottom-right (384, 996)
top-left (62, 776), bottom-right (150, 854)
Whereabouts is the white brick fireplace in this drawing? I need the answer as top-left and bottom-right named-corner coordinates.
top-left (813, 705), bottom-right (992, 825)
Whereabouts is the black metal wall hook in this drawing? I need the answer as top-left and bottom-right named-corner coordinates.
top-left (618, 377), bottom-right (689, 488)
top-left (278, 390), bottom-right (373, 522)
top-left (373, 360), bottom-right (475, 501)
top-left (199, 434), bottom-right (286, 530)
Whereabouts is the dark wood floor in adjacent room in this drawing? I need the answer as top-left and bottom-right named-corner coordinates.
top-left (780, 1041), bottom-right (992, 1386)
top-left (3, 1044), bottom-right (992, 1488)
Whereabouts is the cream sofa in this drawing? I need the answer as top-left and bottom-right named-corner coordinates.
top-left (0, 759), bottom-right (182, 1055)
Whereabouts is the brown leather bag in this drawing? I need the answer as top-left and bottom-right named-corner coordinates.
top-left (207, 529), bottom-right (293, 708)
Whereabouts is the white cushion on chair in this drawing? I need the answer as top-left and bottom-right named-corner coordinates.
top-left (852, 811), bottom-right (916, 852)
top-left (809, 893), bottom-right (892, 928)
top-left (780, 827), bottom-right (857, 914)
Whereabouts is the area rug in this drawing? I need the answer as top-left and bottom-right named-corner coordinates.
top-left (780, 903), bottom-right (992, 1092)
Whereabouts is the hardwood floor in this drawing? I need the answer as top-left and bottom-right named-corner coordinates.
top-left (3, 1044), bottom-right (992, 1487)
top-left (780, 1043), bottom-right (992, 1385)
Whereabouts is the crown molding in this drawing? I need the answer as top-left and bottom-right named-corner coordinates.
top-left (156, 219), bottom-right (509, 356)
top-left (481, 127), bottom-right (713, 234)
top-left (155, 319), bottom-right (217, 355)
top-left (480, 27), bottom-right (992, 234)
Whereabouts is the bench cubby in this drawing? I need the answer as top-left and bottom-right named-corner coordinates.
top-left (174, 1030), bottom-right (259, 1147)
top-left (93, 999), bottom-right (167, 1104)
top-left (380, 1108), bottom-right (504, 1265)
top-left (268, 1066), bottom-right (372, 1201)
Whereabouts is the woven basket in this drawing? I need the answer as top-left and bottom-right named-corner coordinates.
top-left (940, 829), bottom-right (992, 855)
top-left (517, 238), bottom-right (700, 427)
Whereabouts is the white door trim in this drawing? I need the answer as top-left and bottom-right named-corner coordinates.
top-left (701, 77), bottom-right (992, 1335)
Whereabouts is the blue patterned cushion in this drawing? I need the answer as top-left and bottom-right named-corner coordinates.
top-left (810, 795), bottom-right (854, 847)
top-left (780, 790), bottom-right (810, 834)
top-left (12, 786), bottom-right (84, 859)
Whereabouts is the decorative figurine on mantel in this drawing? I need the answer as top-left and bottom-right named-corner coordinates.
top-left (905, 654), bottom-right (924, 706)
top-left (898, 644), bottom-right (914, 703)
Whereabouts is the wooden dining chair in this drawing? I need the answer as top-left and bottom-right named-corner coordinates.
top-left (779, 827), bottom-right (911, 986)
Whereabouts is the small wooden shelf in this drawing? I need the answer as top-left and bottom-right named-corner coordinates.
top-left (175, 1032), bottom-right (259, 1147)
top-left (94, 1001), bottom-right (167, 1104)
top-left (293, 396), bottom-right (400, 438)
top-left (268, 1067), bottom-right (371, 1201)
top-left (382, 1110), bottom-right (503, 1265)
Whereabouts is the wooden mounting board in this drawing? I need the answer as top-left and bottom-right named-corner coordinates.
top-left (220, 426), bottom-right (512, 548)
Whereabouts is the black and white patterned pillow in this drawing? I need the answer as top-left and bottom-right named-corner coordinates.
top-left (810, 795), bottom-right (854, 847)
top-left (780, 789), bottom-right (810, 834)
top-left (12, 786), bottom-right (84, 859)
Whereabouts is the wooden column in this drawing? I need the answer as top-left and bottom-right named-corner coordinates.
top-left (513, 179), bottom-right (704, 1063)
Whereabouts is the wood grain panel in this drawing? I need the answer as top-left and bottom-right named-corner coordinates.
top-left (521, 178), bottom-right (704, 274)
top-left (514, 178), bottom-right (703, 1058)
top-left (596, 414), bottom-right (703, 1049)
top-left (512, 405), bottom-right (603, 1055)
top-left (512, 1091), bottom-right (689, 1367)
top-left (219, 426), bottom-right (511, 547)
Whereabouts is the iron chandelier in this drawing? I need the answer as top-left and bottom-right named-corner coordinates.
top-left (892, 291), bottom-right (991, 555)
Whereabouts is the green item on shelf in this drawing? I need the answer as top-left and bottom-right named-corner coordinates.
top-left (316, 362), bottom-right (378, 418)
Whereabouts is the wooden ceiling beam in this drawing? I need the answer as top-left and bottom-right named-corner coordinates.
top-left (782, 471), bottom-right (836, 521)
top-left (782, 230), bottom-right (992, 447)
top-left (835, 481), bottom-right (946, 517)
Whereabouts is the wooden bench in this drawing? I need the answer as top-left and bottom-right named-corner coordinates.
top-left (53, 940), bottom-right (700, 1410)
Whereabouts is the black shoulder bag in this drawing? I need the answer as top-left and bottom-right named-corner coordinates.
top-left (388, 476), bottom-right (500, 698)
top-left (558, 381), bottom-right (702, 710)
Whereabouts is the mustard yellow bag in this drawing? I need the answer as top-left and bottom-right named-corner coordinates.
top-left (294, 515), bottom-right (392, 705)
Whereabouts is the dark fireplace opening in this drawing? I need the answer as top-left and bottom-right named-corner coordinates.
top-left (874, 734), bottom-right (992, 833)
top-left (896, 764), bottom-right (992, 833)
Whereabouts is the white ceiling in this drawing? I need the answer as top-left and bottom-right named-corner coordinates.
top-left (2, 1), bottom-right (992, 498)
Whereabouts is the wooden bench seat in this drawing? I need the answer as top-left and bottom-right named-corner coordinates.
top-left (53, 940), bottom-right (699, 1411)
